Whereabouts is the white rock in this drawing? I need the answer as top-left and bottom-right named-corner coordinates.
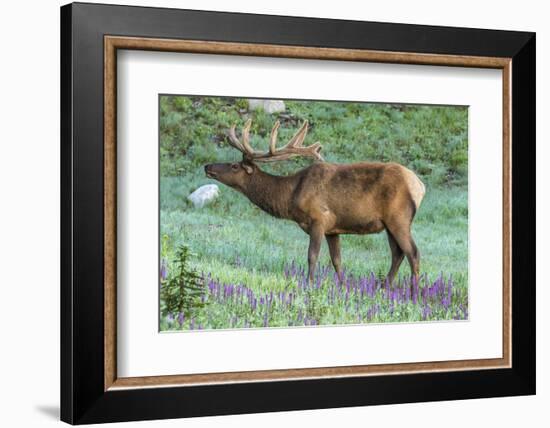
top-left (248, 99), bottom-right (286, 114)
top-left (187, 184), bottom-right (219, 208)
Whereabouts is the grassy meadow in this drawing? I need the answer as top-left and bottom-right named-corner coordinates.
top-left (159, 96), bottom-right (469, 331)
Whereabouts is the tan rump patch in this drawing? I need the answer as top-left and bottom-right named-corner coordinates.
top-left (402, 167), bottom-right (426, 209)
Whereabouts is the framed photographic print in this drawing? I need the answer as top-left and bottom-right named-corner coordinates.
top-left (60, 2), bottom-right (535, 424)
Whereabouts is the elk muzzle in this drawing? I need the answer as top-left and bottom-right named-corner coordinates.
top-left (204, 164), bottom-right (218, 179)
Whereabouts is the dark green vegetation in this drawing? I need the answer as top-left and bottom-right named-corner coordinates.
top-left (160, 96), bottom-right (468, 186)
top-left (159, 96), bottom-right (468, 330)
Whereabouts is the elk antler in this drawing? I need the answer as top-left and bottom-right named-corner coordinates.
top-left (227, 119), bottom-right (324, 163)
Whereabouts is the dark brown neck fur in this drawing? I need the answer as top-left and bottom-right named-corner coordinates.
top-left (240, 168), bottom-right (298, 220)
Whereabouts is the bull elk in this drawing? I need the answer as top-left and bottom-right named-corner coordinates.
top-left (204, 119), bottom-right (425, 284)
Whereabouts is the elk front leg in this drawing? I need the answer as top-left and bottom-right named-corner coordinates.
top-left (307, 224), bottom-right (324, 283)
top-left (386, 230), bottom-right (404, 284)
top-left (326, 234), bottom-right (343, 281)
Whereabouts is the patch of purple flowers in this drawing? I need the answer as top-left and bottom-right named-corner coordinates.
top-left (163, 261), bottom-right (468, 331)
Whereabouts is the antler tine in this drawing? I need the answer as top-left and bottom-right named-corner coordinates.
top-left (305, 141), bottom-right (324, 161)
top-left (227, 124), bottom-right (246, 153)
top-left (227, 120), bottom-right (257, 157)
top-left (284, 120), bottom-right (309, 149)
top-left (269, 121), bottom-right (280, 154)
top-left (240, 119), bottom-right (256, 155)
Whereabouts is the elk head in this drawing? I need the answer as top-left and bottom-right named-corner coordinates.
top-left (204, 119), bottom-right (323, 190)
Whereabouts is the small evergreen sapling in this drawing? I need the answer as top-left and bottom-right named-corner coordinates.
top-left (160, 244), bottom-right (205, 320)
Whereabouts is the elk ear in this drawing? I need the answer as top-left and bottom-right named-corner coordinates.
top-left (241, 161), bottom-right (254, 175)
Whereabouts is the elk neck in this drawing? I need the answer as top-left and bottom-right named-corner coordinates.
top-left (242, 168), bottom-right (297, 220)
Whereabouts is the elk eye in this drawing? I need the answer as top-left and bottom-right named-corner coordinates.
top-left (231, 163), bottom-right (240, 171)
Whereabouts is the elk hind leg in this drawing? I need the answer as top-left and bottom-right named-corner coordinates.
top-left (326, 234), bottom-right (343, 281)
top-left (385, 220), bottom-right (420, 283)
